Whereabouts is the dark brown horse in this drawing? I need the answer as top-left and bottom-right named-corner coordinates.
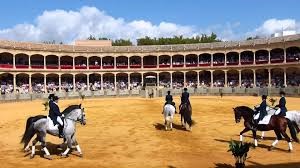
top-left (233, 106), bottom-right (298, 151)
top-left (180, 103), bottom-right (192, 131)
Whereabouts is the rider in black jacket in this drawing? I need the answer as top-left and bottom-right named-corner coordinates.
top-left (275, 91), bottom-right (287, 116)
top-left (162, 91), bottom-right (176, 113)
top-left (48, 95), bottom-right (64, 138)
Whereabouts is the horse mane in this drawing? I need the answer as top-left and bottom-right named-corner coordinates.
top-left (62, 104), bottom-right (81, 116)
top-left (234, 106), bottom-right (254, 114)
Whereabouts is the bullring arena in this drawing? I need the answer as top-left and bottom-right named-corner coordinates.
top-left (0, 35), bottom-right (300, 168)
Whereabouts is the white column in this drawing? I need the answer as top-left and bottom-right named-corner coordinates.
top-left (28, 56), bottom-right (31, 68)
top-left (114, 74), bottom-right (117, 89)
top-left (114, 57), bottom-right (116, 69)
top-left (170, 72), bottom-right (173, 88)
top-left (253, 51), bottom-right (256, 64)
top-left (58, 74), bottom-right (61, 93)
top-left (44, 56), bottom-right (46, 69)
top-left (184, 55), bottom-right (186, 67)
top-left (13, 74), bottom-right (16, 93)
top-left (157, 73), bottom-right (159, 87)
top-left (73, 74), bottom-right (76, 92)
top-left (13, 54), bottom-right (16, 69)
top-left (100, 57), bottom-right (103, 69)
top-left (268, 69), bottom-right (271, 87)
top-left (197, 71), bottom-right (200, 87)
top-left (44, 75), bottom-right (47, 93)
top-left (238, 70), bottom-right (242, 87)
top-left (211, 54), bottom-right (213, 67)
top-left (170, 56), bottom-right (173, 68)
top-left (253, 69), bottom-right (256, 87)
top-left (284, 68), bottom-right (287, 87)
top-left (73, 57), bottom-right (75, 70)
top-left (284, 48), bottom-right (287, 63)
top-left (128, 74), bottom-right (131, 89)
top-left (225, 53), bottom-right (227, 66)
top-left (29, 74), bottom-right (32, 93)
top-left (87, 57), bottom-right (89, 69)
top-left (58, 56), bottom-right (60, 69)
top-left (157, 56), bottom-right (159, 68)
top-left (141, 57), bottom-right (144, 69)
top-left (141, 73), bottom-right (144, 86)
top-left (87, 74), bottom-right (90, 91)
top-left (100, 74), bottom-right (103, 90)
top-left (127, 57), bottom-right (129, 68)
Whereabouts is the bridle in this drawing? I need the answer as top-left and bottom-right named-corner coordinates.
top-left (65, 109), bottom-right (85, 125)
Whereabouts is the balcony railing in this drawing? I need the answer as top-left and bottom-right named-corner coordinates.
top-left (241, 61), bottom-right (253, 65)
top-left (102, 65), bottom-right (114, 69)
top-left (89, 65), bottom-right (101, 69)
top-left (159, 64), bottom-right (171, 68)
top-left (143, 65), bottom-right (157, 68)
top-left (286, 57), bottom-right (299, 62)
top-left (16, 65), bottom-right (29, 69)
top-left (256, 60), bottom-right (268, 64)
top-left (129, 64), bottom-right (141, 68)
top-left (199, 63), bottom-right (211, 66)
top-left (172, 64), bottom-right (184, 67)
top-left (0, 64), bottom-right (13, 68)
top-left (61, 65), bottom-right (73, 69)
top-left (186, 63), bottom-right (198, 67)
top-left (213, 62), bottom-right (225, 66)
top-left (116, 65), bottom-right (128, 69)
top-left (31, 65), bottom-right (44, 69)
top-left (226, 62), bottom-right (239, 66)
top-left (270, 59), bottom-right (284, 63)
top-left (46, 65), bottom-right (59, 69)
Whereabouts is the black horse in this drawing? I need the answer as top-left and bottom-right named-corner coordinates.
top-left (233, 106), bottom-right (298, 151)
top-left (180, 103), bottom-right (192, 131)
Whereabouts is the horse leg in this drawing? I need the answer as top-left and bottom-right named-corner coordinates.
top-left (72, 136), bottom-right (83, 157)
top-left (239, 128), bottom-right (250, 142)
top-left (39, 132), bottom-right (51, 160)
top-left (181, 114), bottom-right (184, 128)
top-left (281, 131), bottom-right (293, 152)
top-left (61, 135), bottom-right (72, 157)
top-left (30, 136), bottom-right (38, 159)
top-left (252, 130), bottom-right (258, 147)
top-left (261, 131), bottom-right (265, 140)
top-left (269, 130), bottom-right (281, 151)
top-left (164, 119), bottom-right (168, 131)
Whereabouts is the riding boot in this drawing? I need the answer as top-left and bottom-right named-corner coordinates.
top-left (58, 125), bottom-right (64, 138)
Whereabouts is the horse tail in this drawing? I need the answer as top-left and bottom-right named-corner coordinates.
top-left (287, 118), bottom-right (299, 143)
top-left (20, 115), bottom-right (46, 148)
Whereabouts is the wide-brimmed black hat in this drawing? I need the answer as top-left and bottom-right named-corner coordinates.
top-left (48, 94), bottom-right (55, 100)
top-left (53, 96), bottom-right (60, 101)
top-left (279, 91), bottom-right (286, 95)
top-left (262, 95), bottom-right (268, 99)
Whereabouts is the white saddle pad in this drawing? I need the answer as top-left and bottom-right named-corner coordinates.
top-left (47, 117), bottom-right (59, 131)
top-left (255, 114), bottom-right (272, 125)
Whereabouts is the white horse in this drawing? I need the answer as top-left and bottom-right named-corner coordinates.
top-left (21, 104), bottom-right (86, 159)
top-left (163, 104), bottom-right (176, 131)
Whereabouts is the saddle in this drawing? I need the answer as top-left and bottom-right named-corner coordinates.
top-left (47, 117), bottom-right (59, 132)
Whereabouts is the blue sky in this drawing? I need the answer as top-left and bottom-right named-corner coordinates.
top-left (0, 0), bottom-right (299, 43)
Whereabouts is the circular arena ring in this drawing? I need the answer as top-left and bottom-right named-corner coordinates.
top-left (0, 96), bottom-right (300, 167)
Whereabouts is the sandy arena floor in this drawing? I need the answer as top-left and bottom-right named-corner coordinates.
top-left (0, 96), bottom-right (300, 168)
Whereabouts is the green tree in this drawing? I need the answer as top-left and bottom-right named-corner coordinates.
top-left (112, 39), bottom-right (133, 46)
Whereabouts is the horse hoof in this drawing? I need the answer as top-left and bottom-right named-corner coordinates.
top-left (79, 153), bottom-right (83, 158)
top-left (30, 154), bottom-right (35, 159)
top-left (24, 148), bottom-right (30, 153)
top-left (288, 149), bottom-right (292, 153)
top-left (268, 147), bottom-right (274, 151)
top-left (44, 155), bottom-right (52, 160)
top-left (60, 154), bottom-right (68, 158)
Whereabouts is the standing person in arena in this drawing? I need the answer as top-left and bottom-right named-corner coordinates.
top-left (48, 95), bottom-right (64, 138)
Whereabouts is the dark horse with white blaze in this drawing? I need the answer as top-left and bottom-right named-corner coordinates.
top-left (21, 104), bottom-right (86, 159)
top-left (180, 103), bottom-right (192, 131)
top-left (233, 106), bottom-right (298, 151)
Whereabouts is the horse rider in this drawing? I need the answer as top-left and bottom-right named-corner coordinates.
top-left (275, 91), bottom-right (287, 117)
top-left (253, 95), bottom-right (268, 130)
top-left (49, 95), bottom-right (64, 138)
top-left (162, 91), bottom-right (176, 114)
top-left (179, 88), bottom-right (191, 112)
top-left (48, 93), bottom-right (55, 103)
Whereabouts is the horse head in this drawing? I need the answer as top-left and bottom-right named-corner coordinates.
top-left (233, 106), bottom-right (254, 123)
top-left (63, 104), bottom-right (86, 125)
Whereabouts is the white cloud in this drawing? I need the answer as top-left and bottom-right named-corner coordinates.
top-left (0, 6), bottom-right (299, 44)
top-left (246, 18), bottom-right (300, 38)
top-left (0, 6), bottom-right (200, 44)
